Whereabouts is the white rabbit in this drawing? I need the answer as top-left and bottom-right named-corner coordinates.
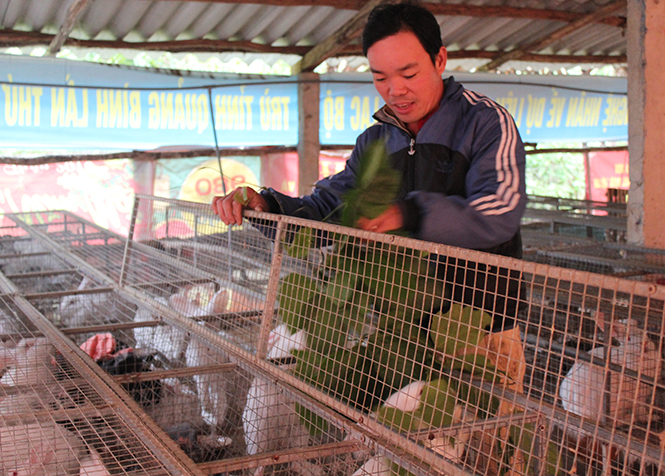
top-left (266, 323), bottom-right (308, 360)
top-left (176, 289), bottom-right (235, 433)
top-left (380, 380), bottom-right (471, 464)
top-left (243, 324), bottom-right (318, 476)
top-left (78, 448), bottom-right (111, 476)
top-left (0, 421), bottom-right (86, 475)
top-left (560, 319), bottom-right (662, 474)
top-left (560, 319), bottom-right (661, 424)
top-left (174, 288), bottom-right (255, 449)
top-left (59, 277), bottom-right (138, 344)
top-left (243, 377), bottom-right (316, 476)
top-left (133, 296), bottom-right (189, 365)
top-left (134, 285), bottom-right (255, 366)
top-left (185, 333), bottom-right (232, 434)
top-left (0, 337), bottom-right (58, 387)
top-left (382, 380), bottom-right (428, 413)
top-left (59, 276), bottom-right (96, 328)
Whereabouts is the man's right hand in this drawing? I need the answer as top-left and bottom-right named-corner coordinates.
top-left (211, 186), bottom-right (269, 226)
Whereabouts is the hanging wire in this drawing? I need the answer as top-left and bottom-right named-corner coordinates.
top-left (207, 86), bottom-right (227, 197)
top-left (207, 86), bottom-right (234, 283)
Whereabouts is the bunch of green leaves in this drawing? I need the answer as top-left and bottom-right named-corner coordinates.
top-left (428, 303), bottom-right (503, 382)
top-left (276, 217), bottom-right (505, 439)
top-left (340, 138), bottom-right (401, 227)
top-left (376, 378), bottom-right (500, 439)
top-left (506, 423), bottom-right (565, 475)
top-left (278, 239), bottom-right (445, 421)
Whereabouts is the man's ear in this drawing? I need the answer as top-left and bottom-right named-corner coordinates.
top-left (435, 46), bottom-right (447, 74)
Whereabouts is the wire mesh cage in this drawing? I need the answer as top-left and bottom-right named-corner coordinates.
top-left (0, 292), bottom-right (203, 475)
top-left (2, 197), bottom-right (665, 476)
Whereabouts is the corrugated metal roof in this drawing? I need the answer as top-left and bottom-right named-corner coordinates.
top-left (0, 0), bottom-right (627, 73)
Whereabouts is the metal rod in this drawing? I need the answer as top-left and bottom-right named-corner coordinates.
top-left (4, 268), bottom-right (78, 280)
top-left (111, 363), bottom-right (238, 383)
top-left (119, 195), bottom-right (140, 287)
top-left (255, 219), bottom-right (285, 360)
top-left (197, 440), bottom-right (362, 474)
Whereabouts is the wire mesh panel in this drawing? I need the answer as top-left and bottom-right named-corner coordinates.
top-left (3, 210), bottom-right (134, 284)
top-left (0, 291), bottom-right (203, 476)
top-left (4, 197), bottom-right (665, 476)
top-left (122, 195), bottom-right (665, 476)
top-left (527, 242), bottom-right (665, 281)
top-left (0, 232), bottom-right (81, 295)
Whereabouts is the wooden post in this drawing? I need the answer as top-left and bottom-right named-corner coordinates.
top-left (297, 72), bottom-right (321, 196)
top-left (627, 0), bottom-right (665, 248)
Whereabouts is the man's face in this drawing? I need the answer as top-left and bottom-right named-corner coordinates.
top-left (368, 30), bottom-right (446, 132)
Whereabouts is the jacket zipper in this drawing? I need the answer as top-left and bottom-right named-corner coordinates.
top-left (408, 138), bottom-right (415, 155)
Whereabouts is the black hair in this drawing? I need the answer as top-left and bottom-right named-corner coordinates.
top-left (362, 0), bottom-right (443, 65)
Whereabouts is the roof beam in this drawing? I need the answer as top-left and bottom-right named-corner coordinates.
top-left (425, 3), bottom-right (625, 28)
top-left (156, 0), bottom-right (626, 27)
top-left (47, 0), bottom-right (92, 56)
top-left (477, 0), bottom-right (626, 72)
top-left (447, 50), bottom-right (626, 65)
top-left (0, 31), bottom-right (311, 55)
top-left (291, 0), bottom-right (386, 73)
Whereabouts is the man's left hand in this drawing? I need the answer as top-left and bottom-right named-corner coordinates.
top-left (356, 204), bottom-right (403, 234)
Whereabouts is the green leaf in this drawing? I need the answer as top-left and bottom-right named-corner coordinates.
top-left (509, 422), bottom-right (565, 475)
top-left (429, 304), bottom-right (492, 356)
top-left (295, 403), bottom-right (329, 436)
top-left (278, 273), bottom-right (322, 331)
top-left (376, 406), bottom-right (417, 433)
top-left (419, 378), bottom-right (458, 429)
top-left (285, 226), bottom-right (315, 259)
top-left (232, 187), bottom-right (250, 205)
top-left (447, 352), bottom-right (503, 383)
top-left (340, 139), bottom-right (401, 227)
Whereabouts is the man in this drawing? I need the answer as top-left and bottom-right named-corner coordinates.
top-left (212, 0), bottom-right (526, 395)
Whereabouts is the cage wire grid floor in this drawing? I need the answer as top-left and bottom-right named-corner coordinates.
top-left (1, 198), bottom-right (665, 476)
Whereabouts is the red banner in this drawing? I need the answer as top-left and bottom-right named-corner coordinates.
top-left (261, 152), bottom-right (349, 197)
top-left (587, 150), bottom-right (629, 202)
top-left (0, 160), bottom-right (140, 235)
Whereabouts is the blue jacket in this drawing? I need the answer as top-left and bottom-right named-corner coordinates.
top-left (262, 76), bottom-right (526, 259)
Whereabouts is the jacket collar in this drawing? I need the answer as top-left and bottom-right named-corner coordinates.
top-left (371, 76), bottom-right (458, 136)
top-left (373, 105), bottom-right (410, 134)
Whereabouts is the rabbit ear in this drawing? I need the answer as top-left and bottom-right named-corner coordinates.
top-left (17, 337), bottom-right (39, 351)
top-left (210, 289), bottom-right (230, 314)
top-left (169, 294), bottom-right (193, 315)
top-left (77, 276), bottom-right (92, 291)
top-left (611, 319), bottom-right (629, 341)
top-left (594, 311), bottom-right (605, 333)
top-left (643, 338), bottom-right (653, 354)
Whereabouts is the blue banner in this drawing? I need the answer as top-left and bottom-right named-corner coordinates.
top-left (320, 72), bottom-right (627, 144)
top-left (0, 55), bottom-right (627, 151)
top-left (0, 54), bottom-right (298, 149)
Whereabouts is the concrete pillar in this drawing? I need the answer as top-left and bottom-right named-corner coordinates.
top-left (297, 72), bottom-right (321, 196)
top-left (627, 0), bottom-right (665, 248)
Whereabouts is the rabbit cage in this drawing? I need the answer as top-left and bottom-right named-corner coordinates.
top-left (1, 194), bottom-right (665, 476)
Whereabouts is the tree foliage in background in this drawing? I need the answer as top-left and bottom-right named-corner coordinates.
top-left (525, 148), bottom-right (586, 199)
